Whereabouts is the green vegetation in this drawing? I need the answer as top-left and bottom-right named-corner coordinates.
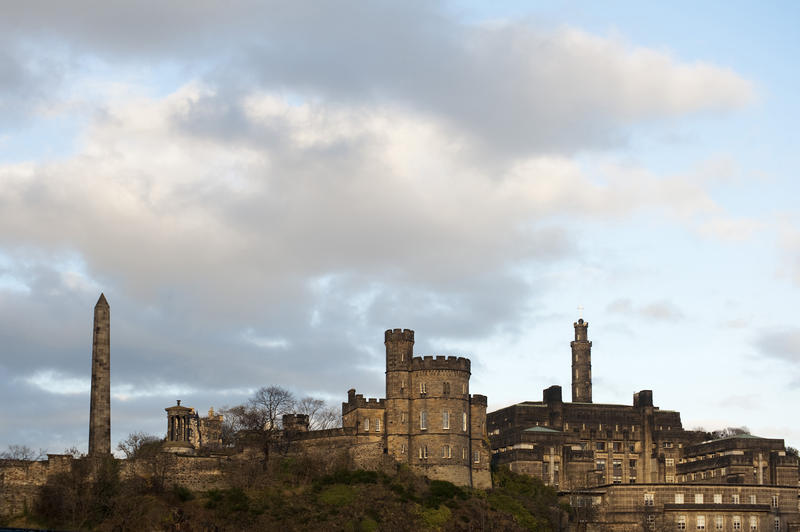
top-left (7, 459), bottom-right (570, 531)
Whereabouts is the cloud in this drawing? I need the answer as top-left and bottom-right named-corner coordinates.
top-left (755, 328), bottom-right (800, 364)
top-left (0, 2), bottom-right (754, 154)
top-left (607, 298), bottom-right (685, 321)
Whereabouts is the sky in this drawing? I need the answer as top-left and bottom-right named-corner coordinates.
top-left (1, 1), bottom-right (798, 456)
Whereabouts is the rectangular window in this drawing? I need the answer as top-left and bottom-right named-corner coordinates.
top-left (596, 441), bottom-right (606, 451)
top-left (695, 494), bottom-right (704, 504)
top-left (772, 495), bottom-right (778, 508)
top-left (732, 494), bottom-right (740, 504)
top-left (419, 382), bottom-right (427, 395)
top-left (697, 515), bottom-right (705, 530)
top-left (613, 441), bottom-right (622, 452)
top-left (596, 459), bottom-right (606, 471)
top-left (401, 412), bottom-right (406, 423)
top-left (462, 447), bottom-right (466, 460)
top-left (401, 444), bottom-right (406, 454)
top-left (677, 515), bottom-right (686, 529)
top-left (664, 442), bottom-right (673, 448)
top-left (733, 516), bottom-right (741, 530)
top-left (422, 445), bottom-right (428, 459)
top-left (675, 493), bottom-right (684, 504)
top-left (420, 411), bottom-right (428, 430)
top-left (715, 516), bottom-right (723, 530)
top-left (443, 382), bottom-right (450, 395)
top-left (401, 379), bottom-right (406, 390)
top-left (647, 514), bottom-right (655, 530)
top-left (473, 450), bottom-right (480, 463)
top-left (774, 517), bottom-right (780, 531)
top-left (442, 411), bottom-right (450, 430)
top-left (750, 495), bottom-right (757, 505)
top-left (666, 475), bottom-right (675, 483)
top-left (666, 458), bottom-right (675, 467)
top-left (442, 445), bottom-right (451, 458)
top-left (363, 418), bottom-right (369, 431)
top-left (713, 494), bottom-right (721, 504)
top-left (375, 418), bottom-right (380, 432)
top-left (750, 516), bottom-right (758, 530)
top-left (630, 459), bottom-right (637, 468)
top-left (644, 493), bottom-right (654, 506)
top-left (462, 412), bottom-right (468, 431)
top-left (461, 383), bottom-right (466, 394)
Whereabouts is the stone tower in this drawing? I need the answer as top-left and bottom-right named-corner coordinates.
top-left (89, 293), bottom-right (111, 456)
top-left (384, 328), bottom-right (414, 459)
top-left (571, 318), bottom-right (592, 403)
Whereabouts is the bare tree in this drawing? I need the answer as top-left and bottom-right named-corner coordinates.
top-left (297, 396), bottom-right (341, 430)
top-left (116, 432), bottom-right (162, 459)
top-left (249, 385), bottom-right (296, 430)
top-left (0, 444), bottom-right (46, 461)
top-left (711, 426), bottom-right (750, 439)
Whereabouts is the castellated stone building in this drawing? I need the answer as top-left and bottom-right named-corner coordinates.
top-left (172, 328), bottom-right (492, 489)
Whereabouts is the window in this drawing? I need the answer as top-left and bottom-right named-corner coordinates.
top-left (666, 458), bottom-right (675, 467)
top-left (644, 493), bottom-right (654, 506)
top-left (677, 515), bottom-right (686, 529)
top-left (419, 445), bottom-right (428, 459)
top-left (695, 494), bottom-right (704, 504)
top-left (375, 418), bottom-right (380, 432)
top-left (675, 493), bottom-right (684, 504)
top-left (749, 495), bottom-right (757, 505)
top-left (774, 517), bottom-right (780, 531)
top-left (630, 459), bottom-right (637, 468)
top-left (732, 516), bottom-right (741, 530)
top-left (715, 516), bottom-right (723, 530)
top-left (613, 441), bottom-right (622, 452)
top-left (473, 450), bottom-right (480, 463)
top-left (697, 515), bottom-right (705, 530)
top-left (401, 379), bottom-right (406, 391)
top-left (713, 494), bottom-right (722, 504)
top-left (461, 383), bottom-right (466, 394)
top-left (462, 447), bottom-right (467, 459)
top-left (420, 411), bottom-right (428, 430)
top-left (596, 459), bottom-right (606, 471)
top-left (401, 444), bottom-right (406, 454)
top-left (732, 494), bottom-right (740, 504)
top-left (647, 514), bottom-right (656, 530)
top-left (419, 382), bottom-right (427, 395)
top-left (363, 418), bottom-right (369, 431)
top-left (666, 475), bottom-right (675, 484)
top-left (664, 442), bottom-right (674, 448)
top-left (442, 445), bottom-right (451, 458)
top-left (462, 412), bottom-right (468, 431)
top-left (442, 411), bottom-right (450, 430)
top-left (771, 495), bottom-right (778, 508)
top-left (401, 412), bottom-right (406, 423)
top-left (750, 516), bottom-right (758, 530)
top-left (596, 441), bottom-right (606, 451)
top-left (443, 382), bottom-right (450, 395)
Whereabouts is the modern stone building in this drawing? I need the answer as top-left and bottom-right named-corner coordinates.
top-left (488, 319), bottom-right (800, 530)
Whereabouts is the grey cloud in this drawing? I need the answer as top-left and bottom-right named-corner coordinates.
top-left (1, 2), bottom-right (753, 155)
top-left (755, 328), bottom-right (800, 363)
top-left (606, 298), bottom-right (685, 321)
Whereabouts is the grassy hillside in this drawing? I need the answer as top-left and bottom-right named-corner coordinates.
top-left (4, 459), bottom-right (571, 531)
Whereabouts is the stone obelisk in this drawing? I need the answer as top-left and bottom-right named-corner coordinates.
top-left (89, 293), bottom-right (111, 456)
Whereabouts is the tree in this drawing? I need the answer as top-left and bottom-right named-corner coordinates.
top-left (249, 385), bottom-right (296, 430)
top-left (0, 444), bottom-right (46, 461)
top-left (297, 396), bottom-right (341, 430)
top-left (711, 426), bottom-right (750, 439)
top-left (116, 432), bottom-right (162, 459)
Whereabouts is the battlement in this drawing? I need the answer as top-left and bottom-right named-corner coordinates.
top-left (343, 388), bottom-right (386, 414)
top-left (385, 328), bottom-right (415, 343)
top-left (410, 355), bottom-right (470, 372)
top-left (470, 394), bottom-right (487, 406)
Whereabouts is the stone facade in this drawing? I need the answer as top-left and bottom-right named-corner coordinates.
top-left (569, 483), bottom-right (800, 531)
